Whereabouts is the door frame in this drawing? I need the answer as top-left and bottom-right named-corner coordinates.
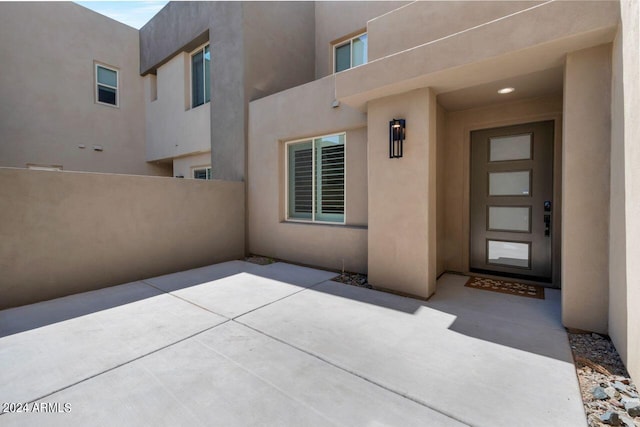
top-left (461, 113), bottom-right (563, 287)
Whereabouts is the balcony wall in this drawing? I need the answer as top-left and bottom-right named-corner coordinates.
top-left (145, 53), bottom-right (211, 162)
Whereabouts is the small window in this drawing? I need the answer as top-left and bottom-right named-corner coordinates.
top-left (334, 33), bottom-right (367, 73)
top-left (95, 64), bottom-right (118, 106)
top-left (287, 133), bottom-right (345, 223)
top-left (193, 166), bottom-right (212, 180)
top-left (191, 44), bottom-right (211, 108)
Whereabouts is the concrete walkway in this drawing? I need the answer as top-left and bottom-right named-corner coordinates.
top-left (0, 261), bottom-right (586, 426)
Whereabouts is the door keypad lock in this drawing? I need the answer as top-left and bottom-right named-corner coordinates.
top-left (544, 200), bottom-right (552, 236)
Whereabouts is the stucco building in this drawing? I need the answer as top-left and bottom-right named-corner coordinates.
top-left (0, 1), bottom-right (638, 382)
top-left (0, 2), bottom-right (170, 176)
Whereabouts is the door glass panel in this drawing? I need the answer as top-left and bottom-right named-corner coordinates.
top-left (487, 240), bottom-right (530, 268)
top-left (489, 134), bottom-right (531, 162)
top-left (489, 171), bottom-right (530, 196)
top-left (488, 206), bottom-right (530, 232)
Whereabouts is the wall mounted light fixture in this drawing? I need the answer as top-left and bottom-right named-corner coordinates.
top-left (389, 119), bottom-right (406, 158)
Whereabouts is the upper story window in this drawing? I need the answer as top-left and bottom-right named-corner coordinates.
top-left (334, 33), bottom-right (367, 73)
top-left (193, 166), bottom-right (212, 180)
top-left (191, 44), bottom-right (210, 108)
top-left (95, 64), bottom-right (118, 107)
top-left (286, 133), bottom-right (345, 224)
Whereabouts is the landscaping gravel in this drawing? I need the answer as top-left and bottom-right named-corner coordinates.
top-left (244, 255), bottom-right (276, 266)
top-left (332, 272), bottom-right (372, 289)
top-left (568, 332), bottom-right (639, 427)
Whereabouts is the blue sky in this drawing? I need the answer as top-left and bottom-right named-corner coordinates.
top-left (75, 1), bottom-right (169, 29)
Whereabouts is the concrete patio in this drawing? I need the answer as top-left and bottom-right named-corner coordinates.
top-left (0, 261), bottom-right (585, 426)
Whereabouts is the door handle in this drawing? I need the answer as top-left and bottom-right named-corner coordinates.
top-left (544, 200), bottom-right (552, 236)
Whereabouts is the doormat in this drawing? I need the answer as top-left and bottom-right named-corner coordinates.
top-left (465, 276), bottom-right (545, 299)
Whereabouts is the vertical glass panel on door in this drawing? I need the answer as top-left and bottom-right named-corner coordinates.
top-left (487, 240), bottom-right (530, 268)
top-left (488, 206), bottom-right (531, 232)
top-left (352, 34), bottom-right (367, 67)
top-left (489, 134), bottom-right (531, 162)
top-left (489, 171), bottom-right (530, 196)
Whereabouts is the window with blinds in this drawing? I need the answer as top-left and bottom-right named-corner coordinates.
top-left (287, 133), bottom-right (345, 223)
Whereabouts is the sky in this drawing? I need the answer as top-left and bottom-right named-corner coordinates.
top-left (75, 1), bottom-right (169, 29)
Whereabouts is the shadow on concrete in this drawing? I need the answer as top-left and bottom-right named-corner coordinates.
top-left (1, 262), bottom-right (571, 364)
top-left (299, 273), bottom-right (572, 362)
top-left (0, 281), bottom-right (165, 338)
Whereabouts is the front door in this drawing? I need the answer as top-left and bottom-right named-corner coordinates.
top-left (470, 121), bottom-right (554, 282)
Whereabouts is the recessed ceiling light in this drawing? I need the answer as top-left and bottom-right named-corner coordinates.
top-left (498, 87), bottom-right (515, 94)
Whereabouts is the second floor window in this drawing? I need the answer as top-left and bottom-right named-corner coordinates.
top-left (96, 64), bottom-right (118, 107)
top-left (193, 166), bottom-right (212, 180)
top-left (334, 33), bottom-right (367, 73)
top-left (191, 44), bottom-right (210, 108)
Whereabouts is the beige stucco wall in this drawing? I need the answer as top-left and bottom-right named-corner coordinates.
top-left (314, 1), bottom-right (408, 79)
top-left (0, 168), bottom-right (244, 309)
top-left (173, 152), bottom-right (212, 179)
top-left (436, 104), bottom-right (447, 277)
top-left (335, 0), bottom-right (618, 109)
top-left (610, 0), bottom-right (640, 382)
top-left (367, 88), bottom-right (437, 299)
top-left (145, 53), bottom-right (211, 162)
top-left (0, 2), bottom-right (169, 176)
top-left (562, 44), bottom-right (612, 334)
top-left (248, 76), bottom-right (368, 273)
top-left (367, 1), bottom-right (542, 61)
top-left (441, 95), bottom-right (563, 278)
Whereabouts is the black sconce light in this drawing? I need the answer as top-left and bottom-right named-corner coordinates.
top-left (389, 119), bottom-right (406, 158)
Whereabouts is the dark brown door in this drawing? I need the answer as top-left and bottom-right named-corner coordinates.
top-left (470, 121), bottom-right (554, 282)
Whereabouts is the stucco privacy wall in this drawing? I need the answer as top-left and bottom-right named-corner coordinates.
top-left (0, 168), bottom-right (244, 309)
top-left (248, 76), bottom-right (368, 273)
top-left (367, 88), bottom-right (437, 299)
top-left (562, 45), bottom-right (612, 335)
top-left (441, 95), bottom-right (563, 278)
top-left (313, 1), bottom-right (408, 79)
top-left (610, 0), bottom-right (640, 382)
top-left (0, 2), bottom-right (169, 176)
top-left (140, 2), bottom-right (315, 181)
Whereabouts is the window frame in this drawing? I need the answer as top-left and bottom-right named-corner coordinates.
top-left (190, 42), bottom-right (211, 109)
top-left (333, 31), bottom-right (367, 73)
top-left (95, 63), bottom-right (119, 108)
top-left (192, 165), bottom-right (212, 180)
top-left (285, 132), bottom-right (347, 225)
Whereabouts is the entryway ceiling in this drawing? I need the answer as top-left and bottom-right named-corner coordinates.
top-left (437, 67), bottom-right (564, 112)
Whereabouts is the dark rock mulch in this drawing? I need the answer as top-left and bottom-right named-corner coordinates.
top-left (244, 255), bottom-right (276, 266)
top-left (332, 272), bottom-right (372, 289)
top-left (568, 331), bottom-right (639, 426)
